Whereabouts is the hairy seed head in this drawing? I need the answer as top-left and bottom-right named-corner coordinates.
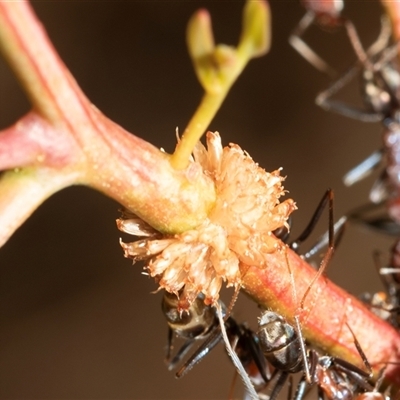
top-left (118, 131), bottom-right (296, 310)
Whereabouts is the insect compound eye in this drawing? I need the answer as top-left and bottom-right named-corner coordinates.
top-left (162, 294), bottom-right (192, 326)
top-left (161, 291), bottom-right (217, 339)
top-left (317, 355), bottom-right (333, 369)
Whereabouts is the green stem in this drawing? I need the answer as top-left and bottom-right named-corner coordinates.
top-left (171, 54), bottom-right (250, 170)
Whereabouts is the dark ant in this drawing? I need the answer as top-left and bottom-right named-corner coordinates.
top-left (289, 0), bottom-right (372, 78)
top-left (310, 15), bottom-right (400, 333)
top-left (361, 246), bottom-right (400, 328)
top-left (353, 365), bottom-right (391, 400)
top-left (225, 320), bottom-right (273, 398)
top-left (285, 189), bottom-right (346, 266)
top-left (348, 201), bottom-right (400, 237)
top-left (257, 311), bottom-right (374, 400)
top-left (162, 290), bottom-right (270, 399)
top-left (256, 311), bottom-right (302, 400)
top-left (313, 15), bottom-right (400, 223)
top-left (162, 189), bottom-right (342, 398)
top-left (290, 0), bottom-right (343, 76)
top-left (163, 290), bottom-right (270, 383)
top-left (162, 291), bottom-right (220, 371)
top-left (254, 187), bottom-right (329, 399)
top-left (290, 3), bottom-right (400, 236)
top-left (289, 10), bottom-right (399, 398)
top-left (294, 348), bottom-right (374, 400)
top-left (315, 14), bottom-right (395, 124)
top-left (257, 187), bottom-right (377, 400)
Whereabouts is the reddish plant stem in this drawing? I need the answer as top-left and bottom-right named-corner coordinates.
top-left (0, 1), bottom-right (216, 245)
top-left (0, 111), bottom-right (79, 170)
top-left (1, 0), bottom-right (400, 387)
top-left (236, 0), bottom-right (400, 385)
top-left (381, 0), bottom-right (400, 42)
top-left (241, 246), bottom-right (400, 385)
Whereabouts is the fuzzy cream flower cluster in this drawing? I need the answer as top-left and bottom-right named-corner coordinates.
top-left (118, 132), bottom-right (296, 311)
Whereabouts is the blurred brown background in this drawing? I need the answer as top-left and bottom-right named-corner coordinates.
top-left (0, 1), bottom-right (395, 399)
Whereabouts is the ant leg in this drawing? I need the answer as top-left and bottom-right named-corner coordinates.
top-left (375, 39), bottom-right (400, 71)
top-left (230, 327), bottom-right (271, 400)
top-left (299, 189), bottom-right (335, 311)
top-left (316, 16), bottom-right (393, 123)
top-left (364, 250), bottom-right (400, 325)
top-left (293, 191), bottom-right (334, 383)
top-left (320, 323), bottom-right (374, 393)
top-left (245, 327), bottom-right (272, 383)
top-left (316, 92), bottom-right (384, 122)
top-left (283, 189), bottom-right (344, 262)
top-left (317, 386), bottom-right (325, 400)
top-left (315, 63), bottom-right (383, 122)
top-left (374, 366), bottom-right (388, 392)
top-left (293, 376), bottom-right (307, 400)
top-left (366, 15), bottom-right (392, 59)
top-left (343, 149), bottom-right (383, 187)
top-left (287, 375), bottom-right (293, 400)
top-left (370, 170), bottom-right (390, 204)
top-left (165, 326), bottom-right (196, 371)
top-left (372, 250), bottom-right (399, 297)
top-left (333, 358), bottom-right (373, 391)
top-left (289, 189), bottom-right (332, 252)
top-left (166, 337), bottom-right (196, 371)
top-left (348, 200), bottom-right (400, 236)
top-left (175, 325), bottom-right (223, 378)
top-left (165, 326), bottom-right (174, 361)
top-left (345, 322), bottom-right (373, 378)
top-left (343, 19), bottom-right (370, 66)
top-left (228, 369), bottom-right (239, 400)
top-left (289, 10), bottom-right (337, 76)
top-left (388, 240), bottom-right (400, 286)
top-left (301, 215), bottom-right (346, 262)
top-left (268, 371), bottom-right (289, 400)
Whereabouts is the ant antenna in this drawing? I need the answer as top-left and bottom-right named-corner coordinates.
top-left (214, 302), bottom-right (259, 400)
top-left (293, 188), bottom-right (335, 383)
top-left (293, 313), bottom-right (311, 383)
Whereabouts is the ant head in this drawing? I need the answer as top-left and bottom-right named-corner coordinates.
top-left (257, 311), bottom-right (298, 353)
top-left (161, 291), bottom-right (216, 339)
